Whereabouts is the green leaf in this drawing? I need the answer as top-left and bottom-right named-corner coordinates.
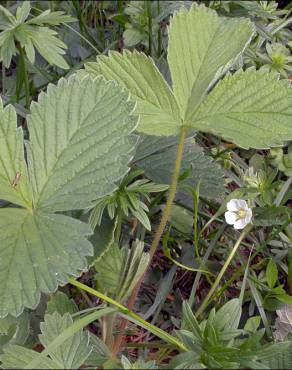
top-left (27, 75), bottom-right (137, 212)
top-left (0, 99), bottom-right (32, 208)
top-left (0, 312), bottom-right (29, 351)
top-left (26, 10), bottom-right (75, 26)
top-left (136, 139), bottom-right (225, 199)
top-left (85, 51), bottom-right (182, 136)
top-left (182, 301), bottom-right (202, 340)
top-left (25, 307), bottom-right (115, 369)
top-left (169, 205), bottom-right (193, 234)
top-left (192, 69), bottom-right (292, 149)
top-left (262, 344), bottom-right (292, 370)
top-left (123, 28), bottom-right (144, 47)
top-left (46, 292), bottom-right (78, 315)
top-left (213, 298), bottom-right (242, 332)
top-left (121, 355), bottom-right (158, 369)
top-left (95, 241), bottom-right (150, 302)
top-left (15, 1), bottom-right (31, 24)
top-left (85, 334), bottom-right (111, 368)
top-left (168, 4), bottom-right (254, 121)
top-left (30, 27), bottom-right (69, 69)
top-left (0, 208), bottom-right (92, 318)
top-left (0, 6), bottom-right (16, 30)
top-left (244, 316), bottom-right (261, 333)
top-left (266, 259), bottom-right (278, 289)
top-left (0, 345), bottom-right (60, 369)
top-left (0, 30), bottom-right (17, 69)
top-left (1, 309), bottom-right (114, 369)
top-left (253, 206), bottom-right (292, 226)
top-left (39, 312), bottom-right (91, 369)
top-left (133, 134), bottom-right (181, 162)
top-left (132, 205), bottom-right (151, 231)
top-left (88, 214), bottom-right (116, 265)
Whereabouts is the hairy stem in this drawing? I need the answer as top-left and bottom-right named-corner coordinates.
top-left (69, 278), bottom-right (187, 352)
top-left (149, 127), bottom-right (187, 259)
top-left (195, 224), bottom-right (252, 318)
top-left (112, 127), bottom-right (187, 355)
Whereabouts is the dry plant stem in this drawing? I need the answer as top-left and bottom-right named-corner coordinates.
top-left (195, 224), bottom-right (253, 318)
top-left (112, 127), bottom-right (188, 355)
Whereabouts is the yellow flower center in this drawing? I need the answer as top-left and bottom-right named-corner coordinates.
top-left (237, 209), bottom-right (246, 219)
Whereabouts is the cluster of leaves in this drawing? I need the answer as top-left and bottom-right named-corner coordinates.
top-left (89, 169), bottom-right (168, 231)
top-left (0, 1), bottom-right (74, 68)
top-left (171, 299), bottom-right (291, 369)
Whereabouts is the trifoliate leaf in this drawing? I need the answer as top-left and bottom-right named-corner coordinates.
top-left (192, 69), bottom-right (292, 149)
top-left (0, 99), bottom-right (32, 208)
top-left (27, 75), bottom-right (138, 212)
top-left (0, 208), bottom-right (92, 318)
top-left (85, 51), bottom-right (182, 136)
top-left (136, 139), bottom-right (225, 199)
top-left (168, 4), bottom-right (254, 121)
top-left (0, 74), bottom-right (137, 318)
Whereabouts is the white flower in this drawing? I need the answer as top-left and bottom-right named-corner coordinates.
top-left (225, 199), bottom-right (252, 230)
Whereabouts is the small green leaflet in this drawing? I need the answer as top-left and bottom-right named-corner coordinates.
top-left (0, 209), bottom-right (92, 318)
top-left (0, 99), bottom-right (32, 208)
top-left (85, 50), bottom-right (182, 136)
top-left (27, 75), bottom-right (137, 212)
top-left (192, 69), bottom-right (292, 149)
top-left (168, 4), bottom-right (255, 121)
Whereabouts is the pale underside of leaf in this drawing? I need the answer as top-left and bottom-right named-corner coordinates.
top-left (39, 312), bottom-right (91, 369)
top-left (192, 69), bottom-right (292, 149)
top-left (0, 99), bottom-right (32, 208)
top-left (168, 4), bottom-right (255, 122)
top-left (136, 138), bottom-right (225, 199)
top-left (0, 208), bottom-right (92, 318)
top-left (27, 75), bottom-right (138, 212)
top-left (85, 50), bottom-right (182, 136)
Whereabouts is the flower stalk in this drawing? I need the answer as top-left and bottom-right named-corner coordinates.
top-left (195, 224), bottom-right (253, 318)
